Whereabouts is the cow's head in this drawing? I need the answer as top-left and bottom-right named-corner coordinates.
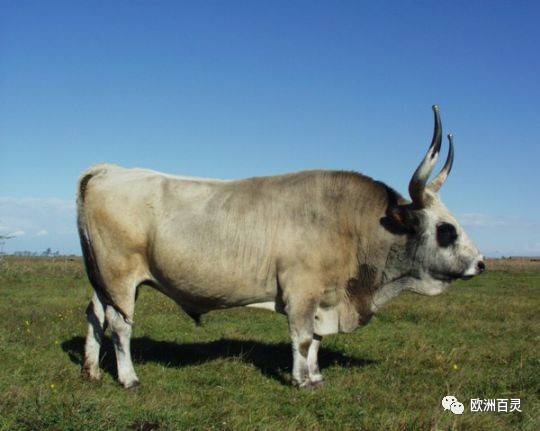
top-left (391, 106), bottom-right (485, 295)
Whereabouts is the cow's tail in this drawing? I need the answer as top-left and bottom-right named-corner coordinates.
top-left (77, 165), bottom-right (129, 321)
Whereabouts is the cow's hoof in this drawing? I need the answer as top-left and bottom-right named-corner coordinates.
top-left (81, 365), bottom-right (101, 381)
top-left (123, 380), bottom-right (140, 391)
top-left (310, 379), bottom-right (325, 389)
top-left (298, 379), bottom-right (325, 390)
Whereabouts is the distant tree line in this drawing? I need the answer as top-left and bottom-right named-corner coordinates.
top-left (1, 249), bottom-right (63, 257)
top-left (0, 236), bottom-right (67, 257)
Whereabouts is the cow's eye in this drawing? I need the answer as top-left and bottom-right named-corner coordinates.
top-left (436, 222), bottom-right (458, 247)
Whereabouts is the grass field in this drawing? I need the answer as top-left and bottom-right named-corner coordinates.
top-left (0, 257), bottom-right (538, 430)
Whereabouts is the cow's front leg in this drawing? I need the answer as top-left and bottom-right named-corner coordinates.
top-left (307, 334), bottom-right (324, 386)
top-left (285, 294), bottom-right (320, 388)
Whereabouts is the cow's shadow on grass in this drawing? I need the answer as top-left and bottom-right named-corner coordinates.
top-left (62, 336), bottom-right (376, 385)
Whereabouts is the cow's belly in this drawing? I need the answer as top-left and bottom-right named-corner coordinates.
top-left (149, 260), bottom-right (278, 311)
top-left (156, 277), bottom-right (276, 312)
top-left (148, 235), bottom-right (278, 312)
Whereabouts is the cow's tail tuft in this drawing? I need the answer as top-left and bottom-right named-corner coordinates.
top-left (77, 166), bottom-right (129, 321)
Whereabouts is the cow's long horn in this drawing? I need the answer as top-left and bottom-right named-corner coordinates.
top-left (429, 133), bottom-right (454, 192)
top-left (408, 105), bottom-right (442, 208)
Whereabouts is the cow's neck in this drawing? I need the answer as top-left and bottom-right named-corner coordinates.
top-left (369, 276), bottom-right (415, 312)
top-left (356, 237), bottom-right (419, 315)
top-left (376, 235), bottom-right (425, 311)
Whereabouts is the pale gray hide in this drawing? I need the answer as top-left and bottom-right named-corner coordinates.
top-left (78, 107), bottom-right (484, 389)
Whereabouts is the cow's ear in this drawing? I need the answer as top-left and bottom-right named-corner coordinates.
top-left (382, 205), bottom-right (419, 235)
top-left (393, 206), bottom-right (414, 226)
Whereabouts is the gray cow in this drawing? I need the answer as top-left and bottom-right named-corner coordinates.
top-left (77, 106), bottom-right (484, 389)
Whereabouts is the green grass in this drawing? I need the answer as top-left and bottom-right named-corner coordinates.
top-left (0, 257), bottom-right (538, 430)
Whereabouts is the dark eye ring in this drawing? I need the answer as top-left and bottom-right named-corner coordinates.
top-left (436, 222), bottom-right (458, 247)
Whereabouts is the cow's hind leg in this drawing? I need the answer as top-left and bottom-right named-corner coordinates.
top-left (106, 304), bottom-right (139, 389)
top-left (82, 292), bottom-right (106, 380)
top-left (101, 275), bottom-right (141, 390)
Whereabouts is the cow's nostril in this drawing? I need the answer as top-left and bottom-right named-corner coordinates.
top-left (477, 261), bottom-right (486, 273)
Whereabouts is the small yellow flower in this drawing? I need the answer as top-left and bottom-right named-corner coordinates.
top-left (452, 364), bottom-right (458, 370)
top-left (50, 384), bottom-right (55, 389)
top-left (54, 340), bottom-right (59, 345)
top-left (25, 320), bottom-right (30, 326)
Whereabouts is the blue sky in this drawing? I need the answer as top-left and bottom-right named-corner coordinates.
top-left (1, 1), bottom-right (539, 256)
